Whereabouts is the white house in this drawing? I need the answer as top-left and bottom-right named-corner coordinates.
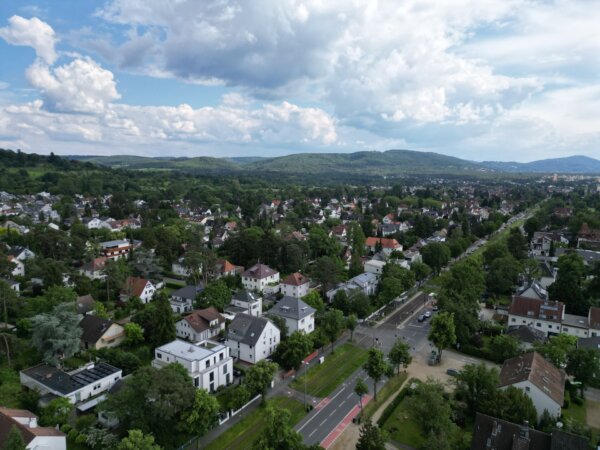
top-left (7, 256), bottom-right (24, 276)
top-left (508, 296), bottom-right (564, 337)
top-left (365, 237), bottom-right (403, 256)
top-left (152, 339), bottom-right (233, 391)
top-left (241, 263), bottom-right (280, 292)
top-left (0, 407), bottom-right (66, 450)
top-left (119, 276), bottom-right (155, 304)
top-left (364, 259), bottom-right (386, 276)
top-left (326, 272), bottom-right (379, 302)
top-left (226, 314), bottom-right (280, 364)
top-left (20, 363), bottom-right (122, 404)
top-left (499, 352), bottom-right (565, 418)
top-left (176, 307), bottom-right (225, 342)
top-left (7, 246), bottom-right (35, 261)
top-left (169, 285), bottom-right (200, 314)
top-left (280, 272), bottom-right (310, 298)
top-left (79, 256), bottom-right (108, 280)
top-left (269, 296), bottom-right (315, 334)
top-left (228, 291), bottom-right (262, 317)
top-left (100, 239), bottom-right (132, 261)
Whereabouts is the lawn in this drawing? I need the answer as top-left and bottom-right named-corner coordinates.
top-left (363, 372), bottom-right (408, 419)
top-left (203, 396), bottom-right (306, 450)
top-left (563, 391), bottom-right (587, 424)
top-left (381, 396), bottom-right (426, 448)
top-left (290, 343), bottom-right (369, 398)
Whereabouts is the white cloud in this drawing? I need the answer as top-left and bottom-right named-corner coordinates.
top-left (0, 15), bottom-right (57, 64)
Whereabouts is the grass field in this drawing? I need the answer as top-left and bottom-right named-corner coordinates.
top-left (381, 396), bottom-right (426, 448)
top-left (363, 372), bottom-right (408, 419)
top-left (203, 396), bottom-right (306, 450)
top-left (290, 343), bottom-right (369, 398)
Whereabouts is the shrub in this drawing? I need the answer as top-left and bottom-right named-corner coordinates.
top-left (572, 396), bottom-right (584, 406)
top-left (67, 429), bottom-right (79, 440)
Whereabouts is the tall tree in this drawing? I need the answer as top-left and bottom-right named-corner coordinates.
top-left (406, 379), bottom-right (454, 436)
top-left (484, 386), bottom-right (537, 426)
top-left (321, 308), bottom-right (345, 353)
top-left (428, 312), bottom-right (456, 361)
top-left (150, 293), bottom-right (176, 347)
top-left (549, 252), bottom-right (587, 314)
top-left (181, 388), bottom-right (220, 436)
top-left (506, 228), bottom-right (528, 260)
top-left (4, 426), bottom-right (26, 450)
top-left (311, 256), bottom-right (345, 295)
top-left (363, 348), bottom-right (389, 401)
top-left (30, 303), bottom-right (82, 367)
top-left (347, 314), bottom-right (358, 342)
top-left (354, 378), bottom-right (369, 420)
top-left (420, 243), bottom-right (451, 275)
top-left (566, 348), bottom-right (600, 396)
top-left (274, 331), bottom-right (313, 370)
top-left (199, 280), bottom-right (231, 311)
top-left (252, 406), bottom-right (305, 450)
top-left (455, 364), bottom-right (499, 416)
top-left (534, 333), bottom-right (577, 368)
top-left (388, 339), bottom-right (412, 375)
top-left (117, 430), bottom-right (162, 450)
top-left (356, 419), bottom-right (387, 450)
top-left (245, 360), bottom-right (278, 401)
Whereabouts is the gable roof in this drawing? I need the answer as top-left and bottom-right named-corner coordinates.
top-left (120, 276), bottom-right (150, 297)
top-left (281, 272), bottom-right (310, 286)
top-left (215, 258), bottom-right (242, 275)
top-left (365, 237), bottom-right (401, 249)
top-left (180, 307), bottom-right (224, 333)
top-left (509, 297), bottom-right (564, 324)
top-left (506, 325), bottom-right (547, 345)
top-left (499, 352), bottom-right (565, 406)
top-left (233, 290), bottom-right (260, 303)
top-left (471, 412), bottom-right (550, 450)
top-left (589, 307), bottom-right (600, 330)
top-left (269, 296), bottom-right (315, 320)
top-left (242, 263), bottom-right (278, 280)
top-left (0, 407), bottom-right (65, 447)
top-left (79, 315), bottom-right (119, 345)
top-left (227, 313), bottom-right (274, 346)
top-left (170, 285), bottom-right (200, 301)
top-left (81, 256), bottom-right (108, 273)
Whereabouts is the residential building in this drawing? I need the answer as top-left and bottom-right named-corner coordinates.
top-left (280, 272), bottom-right (310, 298)
top-left (152, 339), bottom-right (232, 391)
top-left (0, 407), bottom-right (66, 450)
top-left (506, 325), bottom-right (547, 350)
top-left (498, 352), bottom-right (565, 418)
top-left (508, 297), bottom-right (564, 337)
top-left (100, 239), bottom-right (132, 260)
top-left (7, 246), bottom-right (35, 261)
top-left (79, 256), bottom-right (108, 280)
top-left (7, 256), bottom-right (24, 276)
top-left (364, 259), bottom-right (385, 276)
top-left (530, 232), bottom-right (568, 257)
top-left (269, 296), bottom-right (315, 334)
top-left (176, 307), bottom-right (225, 342)
top-left (227, 291), bottom-right (262, 317)
top-left (365, 237), bottom-right (403, 256)
top-left (241, 263), bottom-right (279, 293)
top-left (20, 363), bottom-right (122, 404)
top-left (226, 313), bottom-right (280, 364)
top-left (326, 272), bottom-right (379, 302)
top-left (119, 276), bottom-right (155, 304)
top-left (79, 315), bottom-right (125, 350)
top-left (169, 285), bottom-right (201, 314)
top-left (215, 259), bottom-right (244, 278)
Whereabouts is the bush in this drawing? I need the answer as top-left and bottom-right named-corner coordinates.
top-left (75, 433), bottom-right (88, 445)
top-left (461, 344), bottom-right (491, 360)
top-left (470, 334), bottom-right (484, 348)
top-left (377, 385), bottom-right (414, 428)
top-left (61, 424), bottom-right (72, 433)
top-left (563, 400), bottom-right (570, 409)
top-left (572, 396), bottom-right (584, 406)
top-left (75, 414), bottom-right (96, 431)
top-left (67, 429), bottom-right (79, 441)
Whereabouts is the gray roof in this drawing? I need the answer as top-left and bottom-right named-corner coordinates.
top-left (555, 247), bottom-right (600, 264)
top-left (227, 313), bottom-right (275, 346)
top-left (233, 290), bottom-right (260, 303)
top-left (577, 336), bottom-right (600, 351)
top-left (506, 325), bottom-right (547, 344)
top-left (21, 363), bottom-right (120, 395)
top-left (170, 285), bottom-right (202, 301)
top-left (269, 296), bottom-right (315, 320)
top-left (241, 263), bottom-right (278, 280)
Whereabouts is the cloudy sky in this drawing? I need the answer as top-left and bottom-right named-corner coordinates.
top-left (0, 1), bottom-right (599, 161)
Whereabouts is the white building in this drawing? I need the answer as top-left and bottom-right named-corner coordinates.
top-left (100, 239), bottom-right (132, 261)
top-left (20, 363), bottom-right (122, 404)
top-left (0, 407), bottom-right (66, 450)
top-left (499, 352), bottom-right (565, 418)
top-left (153, 339), bottom-right (233, 391)
top-left (79, 256), bottom-right (108, 280)
top-left (280, 272), bottom-right (310, 298)
top-left (176, 307), bottom-right (225, 342)
top-left (326, 272), bottom-right (379, 302)
top-left (241, 263), bottom-right (279, 293)
top-left (269, 296), bottom-right (316, 334)
top-left (7, 256), bottom-right (24, 276)
top-left (226, 314), bottom-right (280, 364)
top-left (169, 285), bottom-right (199, 314)
top-left (228, 291), bottom-right (262, 317)
top-left (364, 259), bottom-right (385, 276)
top-left (119, 276), bottom-right (156, 304)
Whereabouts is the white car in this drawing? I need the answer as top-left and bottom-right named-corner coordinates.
top-left (424, 311), bottom-right (432, 318)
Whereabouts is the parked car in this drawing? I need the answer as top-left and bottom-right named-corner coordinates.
top-left (424, 311), bottom-right (432, 318)
top-left (446, 368), bottom-right (459, 377)
top-left (417, 314), bottom-right (426, 322)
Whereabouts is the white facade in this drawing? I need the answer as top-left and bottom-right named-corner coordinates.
top-left (280, 281), bottom-right (309, 298)
top-left (230, 293), bottom-right (262, 317)
top-left (501, 381), bottom-right (561, 418)
top-left (508, 314), bottom-right (562, 337)
top-left (242, 273), bottom-right (280, 292)
top-left (364, 260), bottom-right (385, 276)
top-left (152, 340), bottom-right (233, 392)
top-left (226, 316), bottom-right (280, 364)
top-left (10, 259), bottom-right (25, 276)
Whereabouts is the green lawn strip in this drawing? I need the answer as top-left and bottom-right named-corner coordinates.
top-left (563, 392), bottom-right (587, 424)
top-left (204, 396), bottom-right (305, 450)
top-left (290, 343), bottom-right (369, 398)
top-left (363, 372), bottom-right (408, 419)
top-left (382, 396), bottom-right (426, 448)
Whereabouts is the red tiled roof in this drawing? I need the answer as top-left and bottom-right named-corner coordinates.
top-left (282, 272), bottom-right (309, 286)
top-left (121, 276), bottom-right (150, 297)
top-left (589, 307), bottom-right (600, 330)
top-left (182, 307), bottom-right (224, 333)
top-left (0, 407), bottom-right (65, 447)
top-left (365, 237), bottom-right (401, 249)
top-left (508, 296), bottom-right (564, 323)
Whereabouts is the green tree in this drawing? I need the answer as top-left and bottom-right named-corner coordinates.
top-left (103, 258), bottom-right (130, 302)
top-left (252, 405), bottom-right (305, 450)
top-left (388, 339), bottom-right (412, 375)
top-left (363, 348), bottom-right (389, 401)
top-left (483, 242), bottom-right (509, 266)
top-left (485, 386), bottom-right (537, 426)
top-left (123, 322), bottom-right (144, 347)
top-left (149, 293), bottom-right (176, 347)
top-left (311, 256), bottom-right (344, 295)
top-left (549, 252), bottom-right (587, 315)
top-left (181, 388), bottom-right (220, 436)
top-left (428, 312), bottom-right (456, 361)
top-left (521, 259), bottom-right (541, 285)
top-left (420, 243), bottom-right (451, 275)
top-left (275, 331), bottom-right (313, 370)
top-left (347, 314), bottom-right (358, 342)
top-left (566, 348), bottom-right (600, 396)
top-left (245, 360), bottom-right (278, 401)
top-left (302, 291), bottom-right (326, 312)
top-left (488, 334), bottom-right (521, 363)
top-left (321, 308), bottom-right (345, 353)
top-left (354, 378), bottom-right (369, 420)
top-left (40, 397), bottom-right (73, 427)
top-left (356, 419), bottom-right (387, 450)
top-left (199, 279), bottom-right (231, 311)
top-left (486, 256), bottom-right (520, 296)
top-left (506, 228), bottom-right (528, 260)
top-left (534, 333), bottom-right (577, 368)
top-left (4, 425), bottom-right (26, 450)
top-left (410, 262), bottom-right (431, 282)
top-left (455, 363), bottom-right (499, 416)
top-left (378, 277), bottom-right (404, 304)
top-left (270, 315), bottom-right (289, 341)
top-left (406, 379), bottom-right (453, 435)
top-left (117, 429), bottom-right (162, 450)
top-left (30, 303), bottom-right (82, 367)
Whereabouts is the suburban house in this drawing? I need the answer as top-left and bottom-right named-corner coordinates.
top-left (0, 407), bottom-right (66, 450)
top-left (516, 281), bottom-right (548, 301)
top-left (119, 276), bottom-right (156, 304)
top-left (7, 246), bottom-right (35, 262)
top-left (20, 363), bottom-right (122, 404)
top-left (577, 223), bottom-right (600, 251)
top-left (326, 272), bottom-right (379, 302)
top-left (506, 325), bottom-right (547, 349)
top-left (215, 259), bottom-right (244, 278)
top-left (241, 263), bottom-right (280, 293)
top-left (269, 296), bottom-right (315, 334)
top-left (365, 237), bottom-right (403, 256)
top-left (171, 257), bottom-right (191, 277)
top-left (176, 307), bottom-right (225, 342)
top-left (152, 339), bottom-right (233, 391)
top-left (7, 255), bottom-right (24, 276)
top-left (471, 412), bottom-right (588, 450)
top-left (226, 313), bottom-right (280, 364)
top-left (364, 259), bottom-right (385, 276)
top-left (79, 315), bottom-right (125, 350)
top-left (79, 256), bottom-right (108, 280)
top-left (225, 290), bottom-right (262, 318)
top-left (530, 232), bottom-right (568, 257)
top-left (100, 239), bottom-right (132, 260)
top-left (280, 272), bottom-right (310, 298)
top-left (498, 352), bottom-right (565, 418)
top-left (169, 285), bottom-right (201, 314)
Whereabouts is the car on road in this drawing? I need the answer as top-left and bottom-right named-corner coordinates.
top-left (446, 368), bottom-right (459, 377)
top-left (424, 311), bottom-right (432, 318)
top-left (417, 314), bottom-right (426, 322)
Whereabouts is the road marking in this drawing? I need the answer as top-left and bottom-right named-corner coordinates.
top-left (320, 418), bottom-right (327, 426)
top-left (320, 395), bottom-right (372, 449)
top-left (297, 384), bottom-right (350, 432)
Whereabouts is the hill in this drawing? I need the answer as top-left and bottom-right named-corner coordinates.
top-left (480, 155), bottom-right (600, 173)
top-left (67, 154), bottom-right (241, 172)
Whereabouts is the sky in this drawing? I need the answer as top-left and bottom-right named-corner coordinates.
top-left (0, 1), bottom-right (599, 162)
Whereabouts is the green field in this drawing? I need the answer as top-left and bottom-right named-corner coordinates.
top-left (290, 343), bottom-right (369, 398)
top-left (203, 396), bottom-right (305, 450)
top-left (381, 396), bottom-right (426, 448)
top-left (363, 372), bottom-right (408, 419)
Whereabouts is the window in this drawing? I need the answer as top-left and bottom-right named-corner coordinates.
top-left (220, 352), bottom-right (224, 361)
top-left (563, 327), bottom-right (569, 332)
top-left (525, 386), bottom-right (530, 392)
top-left (206, 361), bottom-right (210, 369)
top-left (223, 365), bottom-right (227, 374)
top-left (209, 372), bottom-right (214, 382)
top-left (511, 318), bottom-right (516, 322)
top-left (536, 323), bottom-right (541, 327)
top-left (157, 352), bottom-right (162, 359)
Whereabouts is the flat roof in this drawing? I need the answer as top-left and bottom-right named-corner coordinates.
top-left (21, 363), bottom-right (121, 395)
top-left (156, 339), bottom-right (225, 361)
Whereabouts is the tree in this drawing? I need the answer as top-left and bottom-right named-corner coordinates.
top-left (566, 348), bottom-right (600, 396)
top-left (40, 397), bottom-right (73, 427)
top-left (149, 293), bottom-right (176, 347)
top-left (30, 303), bottom-right (82, 367)
top-left (420, 243), bottom-right (451, 275)
top-left (4, 425), bottom-right (26, 450)
top-left (123, 322), bottom-right (145, 347)
top-left (103, 258), bottom-right (130, 302)
top-left (252, 405), bottom-right (305, 450)
top-left (275, 331), bottom-right (313, 370)
top-left (117, 430), bottom-right (162, 450)
top-left (245, 360), bottom-right (278, 401)
top-left (356, 419), bottom-right (387, 450)
top-left (484, 386), bottom-right (537, 426)
top-left (302, 291), bottom-right (326, 312)
top-left (130, 249), bottom-right (163, 280)
top-left (428, 312), bottom-right (456, 361)
top-left (311, 256), bottom-right (344, 295)
top-left (524, 217), bottom-right (540, 240)
top-left (363, 348), bottom-right (389, 401)
top-left (354, 378), bottom-right (369, 420)
top-left (488, 334), bottom-right (521, 363)
top-left (549, 253), bottom-right (587, 315)
top-left (347, 314), bottom-right (358, 342)
top-left (199, 280), bottom-right (231, 311)
top-left (332, 290), bottom-right (350, 315)
top-left (486, 256), bottom-right (520, 296)
top-left (410, 262), bottom-right (431, 282)
top-left (534, 333), bottom-right (577, 368)
top-left (378, 277), bottom-right (404, 304)
top-left (181, 388), bottom-right (220, 436)
top-left (388, 339), bottom-right (412, 375)
top-left (506, 228), bottom-right (528, 260)
top-left (483, 242), bottom-right (509, 266)
top-left (406, 379), bottom-right (453, 435)
top-left (521, 259), bottom-right (541, 285)
top-left (270, 315), bottom-right (289, 341)
top-left (85, 427), bottom-right (120, 449)
top-left (321, 308), bottom-right (345, 353)
top-left (455, 363), bottom-right (499, 416)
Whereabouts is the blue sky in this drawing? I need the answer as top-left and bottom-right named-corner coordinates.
top-left (1, 0), bottom-right (599, 161)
